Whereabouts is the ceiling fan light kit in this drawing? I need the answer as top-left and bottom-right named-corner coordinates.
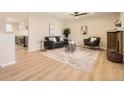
top-left (75, 16), bottom-right (79, 20)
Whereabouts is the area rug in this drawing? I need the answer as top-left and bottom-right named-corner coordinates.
top-left (40, 47), bottom-right (100, 73)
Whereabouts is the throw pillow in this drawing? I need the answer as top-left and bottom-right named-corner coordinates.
top-left (59, 37), bottom-right (63, 41)
top-left (49, 37), bottom-right (53, 41)
top-left (55, 37), bottom-right (60, 41)
top-left (90, 37), bottom-right (96, 42)
top-left (52, 37), bottom-right (57, 42)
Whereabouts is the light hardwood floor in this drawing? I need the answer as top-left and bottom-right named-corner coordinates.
top-left (0, 45), bottom-right (124, 81)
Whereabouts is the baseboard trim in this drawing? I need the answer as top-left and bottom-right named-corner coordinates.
top-left (0, 61), bottom-right (16, 67)
top-left (28, 48), bottom-right (40, 52)
top-left (101, 47), bottom-right (107, 50)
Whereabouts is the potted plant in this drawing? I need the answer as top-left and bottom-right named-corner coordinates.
top-left (63, 28), bottom-right (71, 38)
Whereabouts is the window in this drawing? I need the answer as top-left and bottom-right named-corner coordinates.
top-left (6, 24), bottom-right (13, 32)
top-left (49, 24), bottom-right (55, 35)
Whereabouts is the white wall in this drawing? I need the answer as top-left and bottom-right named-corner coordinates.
top-left (28, 13), bottom-right (64, 51)
top-left (0, 18), bottom-right (6, 34)
top-left (65, 13), bottom-right (119, 49)
top-left (0, 15), bottom-right (28, 36)
top-left (120, 12), bottom-right (124, 60)
top-left (120, 13), bottom-right (124, 26)
top-left (12, 19), bottom-right (28, 36)
top-left (0, 17), bottom-right (16, 67)
top-left (16, 18), bottom-right (28, 36)
top-left (0, 34), bottom-right (15, 67)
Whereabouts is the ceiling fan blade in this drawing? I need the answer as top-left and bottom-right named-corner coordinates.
top-left (77, 13), bottom-right (87, 16)
top-left (69, 12), bottom-right (87, 17)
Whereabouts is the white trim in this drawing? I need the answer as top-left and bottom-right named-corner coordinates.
top-left (0, 61), bottom-right (16, 67)
top-left (100, 47), bottom-right (107, 50)
top-left (123, 49), bottom-right (124, 62)
top-left (28, 48), bottom-right (40, 52)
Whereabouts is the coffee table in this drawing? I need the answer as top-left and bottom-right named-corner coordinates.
top-left (65, 43), bottom-right (76, 53)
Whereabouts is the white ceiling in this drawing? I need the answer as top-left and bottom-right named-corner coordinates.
top-left (40, 12), bottom-right (119, 21)
top-left (40, 12), bottom-right (70, 20)
top-left (0, 12), bottom-right (119, 22)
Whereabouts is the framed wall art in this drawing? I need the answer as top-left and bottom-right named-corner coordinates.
top-left (49, 24), bottom-right (55, 35)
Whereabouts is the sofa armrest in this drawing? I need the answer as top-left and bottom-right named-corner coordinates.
top-left (44, 40), bottom-right (54, 49)
top-left (84, 38), bottom-right (90, 44)
top-left (84, 38), bottom-right (90, 42)
top-left (93, 38), bottom-right (100, 46)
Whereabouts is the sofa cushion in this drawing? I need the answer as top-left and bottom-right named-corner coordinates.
top-left (59, 37), bottom-right (63, 41)
top-left (90, 37), bottom-right (96, 42)
top-left (55, 37), bottom-right (60, 41)
top-left (45, 37), bottom-right (49, 41)
top-left (49, 37), bottom-right (53, 41)
top-left (52, 37), bottom-right (57, 42)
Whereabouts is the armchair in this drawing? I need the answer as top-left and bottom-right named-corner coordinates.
top-left (84, 37), bottom-right (100, 48)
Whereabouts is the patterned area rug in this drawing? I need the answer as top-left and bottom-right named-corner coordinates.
top-left (40, 47), bottom-right (100, 73)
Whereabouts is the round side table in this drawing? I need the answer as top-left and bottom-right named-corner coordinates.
top-left (40, 40), bottom-right (46, 52)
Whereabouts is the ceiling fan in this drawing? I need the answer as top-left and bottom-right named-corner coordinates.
top-left (70, 12), bottom-right (87, 16)
top-left (69, 12), bottom-right (88, 19)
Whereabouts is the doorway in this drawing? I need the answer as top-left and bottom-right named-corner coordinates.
top-left (4, 13), bottom-right (29, 52)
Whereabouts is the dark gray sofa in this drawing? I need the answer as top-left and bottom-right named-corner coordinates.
top-left (44, 36), bottom-right (67, 49)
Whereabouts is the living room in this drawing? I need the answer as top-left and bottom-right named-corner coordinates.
top-left (0, 12), bottom-right (124, 80)
top-left (28, 12), bottom-right (123, 51)
top-left (1, 0), bottom-right (124, 93)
